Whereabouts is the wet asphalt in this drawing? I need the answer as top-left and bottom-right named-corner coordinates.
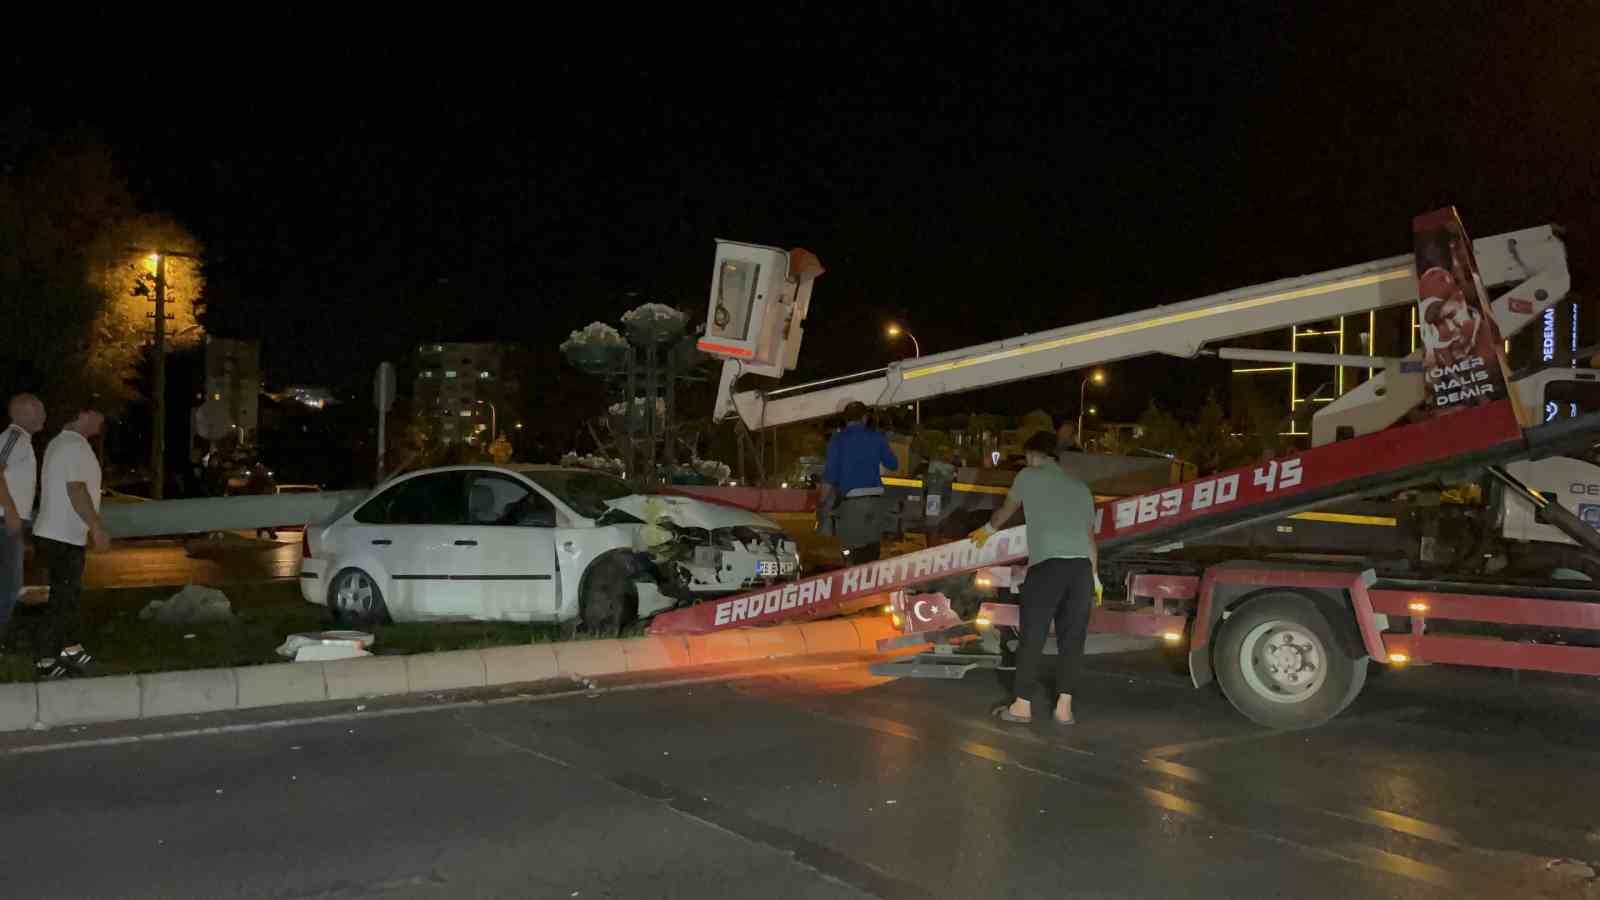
top-left (3, 650), bottom-right (1600, 899)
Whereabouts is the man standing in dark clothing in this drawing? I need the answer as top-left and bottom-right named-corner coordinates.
top-left (246, 463), bottom-right (278, 539)
top-left (971, 431), bottom-right (1099, 725)
top-left (820, 402), bottom-right (898, 564)
top-left (32, 408), bottom-right (109, 679)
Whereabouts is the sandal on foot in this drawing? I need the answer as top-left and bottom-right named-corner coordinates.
top-left (991, 704), bottom-right (1031, 724)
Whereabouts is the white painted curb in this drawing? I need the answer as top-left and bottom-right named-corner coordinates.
top-left (0, 616), bottom-right (1160, 733)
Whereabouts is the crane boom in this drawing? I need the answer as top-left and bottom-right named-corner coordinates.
top-left (708, 225), bottom-right (1567, 439)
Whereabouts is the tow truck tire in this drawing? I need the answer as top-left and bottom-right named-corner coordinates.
top-left (1214, 591), bottom-right (1367, 730)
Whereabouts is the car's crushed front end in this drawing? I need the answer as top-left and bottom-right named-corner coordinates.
top-left (604, 495), bottom-right (802, 601)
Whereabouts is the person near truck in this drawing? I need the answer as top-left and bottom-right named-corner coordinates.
top-left (0, 394), bottom-right (45, 646)
top-left (245, 462), bottom-right (279, 539)
top-left (32, 407), bottom-right (109, 679)
top-left (970, 431), bottom-right (1099, 726)
top-left (820, 401), bottom-right (899, 564)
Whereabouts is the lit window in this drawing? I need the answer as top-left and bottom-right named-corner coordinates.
top-left (479, 371), bottom-right (491, 380)
top-left (212, 393), bottom-right (221, 400)
top-left (433, 344), bottom-right (443, 352)
top-left (420, 370), bottom-right (433, 379)
top-left (444, 370), bottom-right (457, 378)
top-left (459, 410), bottom-right (472, 417)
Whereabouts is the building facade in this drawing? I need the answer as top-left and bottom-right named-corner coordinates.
top-left (201, 336), bottom-right (261, 444)
top-left (415, 343), bottom-right (516, 445)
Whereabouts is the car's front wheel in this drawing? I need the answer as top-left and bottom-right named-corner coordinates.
top-left (579, 554), bottom-right (637, 638)
top-left (329, 567), bottom-right (391, 628)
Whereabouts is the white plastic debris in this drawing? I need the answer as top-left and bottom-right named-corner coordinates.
top-left (1545, 858), bottom-right (1596, 879)
top-left (275, 630), bottom-right (374, 661)
top-left (140, 585), bottom-right (236, 624)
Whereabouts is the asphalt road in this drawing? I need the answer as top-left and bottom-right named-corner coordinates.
top-left (5, 651), bottom-right (1600, 899)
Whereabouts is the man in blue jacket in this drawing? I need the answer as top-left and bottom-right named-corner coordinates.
top-left (820, 402), bottom-right (898, 563)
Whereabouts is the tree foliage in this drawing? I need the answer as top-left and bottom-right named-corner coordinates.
top-left (0, 140), bottom-right (204, 418)
top-left (1129, 389), bottom-right (1287, 475)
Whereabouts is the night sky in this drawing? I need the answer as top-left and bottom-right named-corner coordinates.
top-left (7, 4), bottom-right (1599, 428)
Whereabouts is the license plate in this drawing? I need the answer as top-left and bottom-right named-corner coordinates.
top-left (757, 559), bottom-right (795, 577)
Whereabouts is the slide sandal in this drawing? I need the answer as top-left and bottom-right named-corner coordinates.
top-left (991, 704), bottom-right (1031, 724)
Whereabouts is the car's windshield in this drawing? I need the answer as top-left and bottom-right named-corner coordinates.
top-left (522, 470), bottom-right (634, 519)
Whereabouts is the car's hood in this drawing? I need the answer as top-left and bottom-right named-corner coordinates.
top-left (604, 494), bottom-right (781, 531)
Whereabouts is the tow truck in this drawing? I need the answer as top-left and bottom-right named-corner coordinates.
top-left (649, 211), bottom-right (1600, 730)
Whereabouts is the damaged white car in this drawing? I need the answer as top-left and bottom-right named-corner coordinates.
top-left (298, 465), bottom-right (800, 633)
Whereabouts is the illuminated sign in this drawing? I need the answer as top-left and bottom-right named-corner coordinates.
top-left (1573, 301), bottom-right (1581, 365)
top-left (1543, 307), bottom-right (1557, 363)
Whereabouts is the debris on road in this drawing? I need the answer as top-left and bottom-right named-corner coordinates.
top-left (139, 585), bottom-right (236, 624)
top-left (1544, 858), bottom-right (1596, 879)
top-left (275, 630), bottom-right (374, 661)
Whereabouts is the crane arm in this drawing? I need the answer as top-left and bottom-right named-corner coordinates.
top-left (712, 225), bottom-right (1566, 434)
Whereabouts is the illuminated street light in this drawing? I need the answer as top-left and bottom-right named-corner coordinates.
top-left (1077, 369), bottom-right (1107, 447)
top-left (885, 322), bottom-right (922, 426)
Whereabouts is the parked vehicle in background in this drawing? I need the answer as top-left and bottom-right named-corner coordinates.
top-left (299, 465), bottom-right (799, 634)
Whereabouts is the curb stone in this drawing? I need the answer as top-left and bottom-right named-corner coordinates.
top-left (482, 644), bottom-right (559, 686)
top-left (139, 668), bottom-right (239, 718)
top-left (4, 614), bottom-right (1104, 733)
top-left (37, 675), bottom-right (141, 727)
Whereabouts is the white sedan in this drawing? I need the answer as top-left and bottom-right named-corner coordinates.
top-left (299, 465), bottom-right (800, 633)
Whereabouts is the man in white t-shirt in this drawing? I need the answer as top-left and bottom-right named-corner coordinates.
top-left (32, 408), bottom-right (109, 679)
top-left (0, 394), bottom-right (45, 645)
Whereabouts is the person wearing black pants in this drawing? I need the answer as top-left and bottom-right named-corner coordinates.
top-left (35, 537), bottom-right (85, 669)
top-left (970, 431), bottom-right (1099, 725)
top-left (31, 409), bottom-right (108, 679)
top-left (1013, 556), bottom-right (1096, 717)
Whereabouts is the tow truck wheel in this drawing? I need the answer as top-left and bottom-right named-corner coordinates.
top-left (1215, 592), bottom-right (1366, 730)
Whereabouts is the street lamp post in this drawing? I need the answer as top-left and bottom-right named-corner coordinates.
top-left (478, 399), bottom-right (498, 443)
top-left (129, 246), bottom-right (199, 500)
top-left (886, 323), bottom-right (922, 426)
top-left (1077, 369), bottom-right (1106, 447)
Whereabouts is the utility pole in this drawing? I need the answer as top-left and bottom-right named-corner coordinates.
top-left (151, 253), bottom-right (167, 499)
top-left (131, 247), bottom-right (199, 500)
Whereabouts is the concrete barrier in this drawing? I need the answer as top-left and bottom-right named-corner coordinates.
top-left (236, 662), bottom-right (329, 709)
top-left (3, 612), bottom-right (1157, 734)
top-left (798, 619), bottom-right (862, 654)
top-left (139, 668), bottom-right (238, 718)
top-left (37, 675), bottom-right (141, 727)
top-left (553, 641), bottom-right (629, 678)
top-left (684, 630), bottom-right (755, 666)
top-left (406, 650), bottom-right (487, 693)
top-left (744, 625), bottom-right (807, 659)
top-left (323, 656), bottom-right (409, 700)
top-left (0, 683), bottom-right (38, 731)
top-left (619, 636), bottom-right (690, 673)
top-left (482, 644), bottom-right (559, 686)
